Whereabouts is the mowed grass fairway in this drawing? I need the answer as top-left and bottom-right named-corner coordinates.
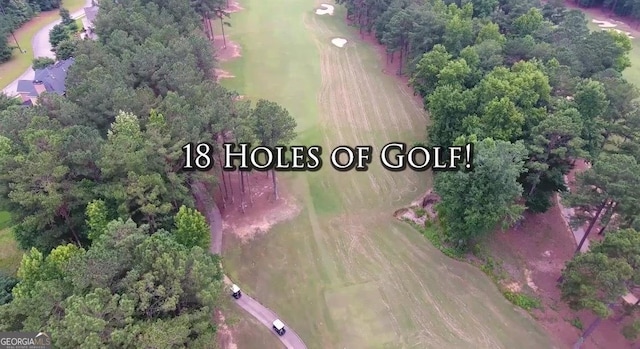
top-left (221, 0), bottom-right (556, 348)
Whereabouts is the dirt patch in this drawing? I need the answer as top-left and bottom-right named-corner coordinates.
top-left (394, 189), bottom-right (440, 225)
top-left (215, 69), bottom-right (235, 82)
top-left (214, 171), bottom-right (302, 244)
top-left (226, 0), bottom-right (244, 13)
top-left (486, 164), bottom-right (635, 348)
top-left (213, 35), bottom-right (242, 62)
top-left (216, 310), bottom-right (239, 349)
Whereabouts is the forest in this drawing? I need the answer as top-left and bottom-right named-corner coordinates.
top-left (0, 0), bottom-right (296, 346)
top-left (338, 0), bottom-right (640, 342)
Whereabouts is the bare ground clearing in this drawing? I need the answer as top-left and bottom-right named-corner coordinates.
top-left (212, 34), bottom-right (242, 62)
top-left (213, 170), bottom-right (302, 244)
top-left (397, 174), bottom-right (635, 348)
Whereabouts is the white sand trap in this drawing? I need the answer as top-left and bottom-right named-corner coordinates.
top-left (315, 4), bottom-right (334, 15)
top-left (592, 19), bottom-right (617, 28)
top-left (331, 38), bottom-right (347, 47)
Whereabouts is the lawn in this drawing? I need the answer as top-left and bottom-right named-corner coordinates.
top-left (0, 211), bottom-right (10, 230)
top-left (0, 0), bottom-right (86, 90)
top-left (220, 0), bottom-right (556, 348)
top-left (0, 206), bottom-right (20, 275)
top-left (0, 227), bottom-right (21, 275)
top-left (218, 296), bottom-right (285, 349)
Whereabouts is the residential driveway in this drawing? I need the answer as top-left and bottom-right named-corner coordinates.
top-left (3, 0), bottom-right (93, 96)
top-left (191, 181), bottom-right (308, 349)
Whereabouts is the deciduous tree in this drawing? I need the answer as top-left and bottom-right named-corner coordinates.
top-left (434, 136), bottom-right (528, 250)
top-left (173, 205), bottom-right (210, 249)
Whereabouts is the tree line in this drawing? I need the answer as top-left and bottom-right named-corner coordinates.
top-left (0, 0), bottom-right (296, 346)
top-left (338, 0), bottom-right (640, 343)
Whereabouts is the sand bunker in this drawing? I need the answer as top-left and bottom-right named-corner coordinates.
top-left (592, 19), bottom-right (634, 38)
top-left (315, 4), bottom-right (334, 15)
top-left (214, 69), bottom-right (234, 82)
top-left (592, 19), bottom-right (617, 28)
top-left (331, 38), bottom-right (347, 47)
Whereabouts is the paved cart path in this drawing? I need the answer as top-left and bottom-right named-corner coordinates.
top-left (191, 182), bottom-right (307, 349)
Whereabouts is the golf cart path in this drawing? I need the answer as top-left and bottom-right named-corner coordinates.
top-left (191, 182), bottom-right (307, 349)
top-left (2, 0), bottom-right (92, 95)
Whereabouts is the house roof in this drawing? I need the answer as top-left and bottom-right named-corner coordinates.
top-left (84, 6), bottom-right (98, 25)
top-left (33, 57), bottom-right (75, 95)
top-left (16, 80), bottom-right (37, 97)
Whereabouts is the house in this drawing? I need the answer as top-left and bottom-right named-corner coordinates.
top-left (16, 58), bottom-right (75, 105)
top-left (81, 5), bottom-right (99, 40)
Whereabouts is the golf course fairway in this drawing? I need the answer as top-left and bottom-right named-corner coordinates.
top-left (220, 0), bottom-right (558, 348)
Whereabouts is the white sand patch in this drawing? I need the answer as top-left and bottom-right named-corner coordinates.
top-left (592, 19), bottom-right (617, 28)
top-left (524, 269), bottom-right (539, 292)
top-left (315, 4), bottom-right (334, 15)
top-left (503, 281), bottom-right (522, 292)
top-left (331, 38), bottom-right (347, 47)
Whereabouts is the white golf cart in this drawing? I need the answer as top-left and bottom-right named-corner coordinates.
top-left (272, 319), bottom-right (286, 336)
top-left (231, 284), bottom-right (241, 299)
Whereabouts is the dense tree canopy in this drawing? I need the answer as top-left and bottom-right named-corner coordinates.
top-left (0, 0), bottom-right (295, 344)
top-left (342, 0), bottom-right (636, 250)
top-left (0, 0), bottom-right (292, 253)
top-left (0, 219), bottom-right (224, 348)
top-left (434, 136), bottom-right (528, 248)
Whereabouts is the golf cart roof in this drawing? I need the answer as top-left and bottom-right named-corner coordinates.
top-left (231, 284), bottom-right (240, 293)
top-left (272, 319), bottom-right (285, 329)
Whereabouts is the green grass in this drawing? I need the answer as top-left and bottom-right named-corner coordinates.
top-left (404, 217), bottom-right (462, 259)
top-left (0, 211), bottom-right (11, 230)
top-left (0, 228), bottom-right (21, 275)
top-left (0, 0), bottom-right (86, 90)
top-left (502, 291), bottom-right (542, 311)
top-left (218, 295), bottom-right (286, 349)
top-left (220, 0), bottom-right (557, 348)
top-left (570, 317), bottom-right (584, 330)
top-left (0, 201), bottom-right (21, 276)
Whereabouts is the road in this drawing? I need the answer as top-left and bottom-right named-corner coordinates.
top-left (191, 181), bottom-right (307, 349)
top-left (2, 0), bottom-right (93, 96)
